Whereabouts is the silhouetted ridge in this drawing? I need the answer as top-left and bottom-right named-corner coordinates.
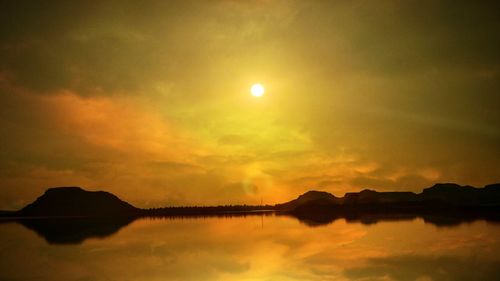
top-left (278, 183), bottom-right (500, 212)
top-left (7, 183), bottom-right (500, 219)
top-left (2, 183), bottom-right (500, 243)
top-left (275, 190), bottom-right (340, 210)
top-left (485, 183), bottom-right (500, 190)
top-left (343, 189), bottom-right (418, 205)
top-left (18, 186), bottom-right (138, 217)
top-left (424, 183), bottom-right (474, 192)
top-left (421, 183), bottom-right (500, 206)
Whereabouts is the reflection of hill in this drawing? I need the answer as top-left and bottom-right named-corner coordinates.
top-left (274, 183), bottom-right (500, 227)
top-left (2, 210), bottom-right (499, 246)
top-left (1, 183), bottom-right (499, 244)
top-left (281, 207), bottom-right (500, 227)
top-left (17, 217), bottom-right (135, 244)
top-left (1, 212), bottom-right (275, 245)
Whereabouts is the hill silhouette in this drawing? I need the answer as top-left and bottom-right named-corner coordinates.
top-left (275, 190), bottom-right (341, 210)
top-left (1, 183), bottom-right (500, 243)
top-left (2, 183), bottom-right (499, 218)
top-left (17, 186), bottom-right (138, 217)
top-left (421, 183), bottom-right (500, 205)
top-left (277, 183), bottom-right (500, 212)
top-left (275, 183), bottom-right (500, 226)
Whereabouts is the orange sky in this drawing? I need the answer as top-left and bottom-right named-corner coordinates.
top-left (0, 1), bottom-right (499, 209)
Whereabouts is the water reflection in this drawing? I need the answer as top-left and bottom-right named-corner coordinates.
top-left (284, 211), bottom-right (500, 227)
top-left (344, 255), bottom-right (500, 281)
top-left (1, 215), bottom-right (500, 281)
top-left (2, 211), bottom-right (500, 245)
top-left (17, 217), bottom-right (136, 244)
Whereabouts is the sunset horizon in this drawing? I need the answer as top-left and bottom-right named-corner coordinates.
top-left (5, 181), bottom-right (500, 210)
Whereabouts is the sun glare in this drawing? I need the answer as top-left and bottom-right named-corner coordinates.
top-left (250, 83), bottom-right (265, 97)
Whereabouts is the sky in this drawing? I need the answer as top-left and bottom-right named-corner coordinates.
top-left (0, 0), bottom-right (499, 209)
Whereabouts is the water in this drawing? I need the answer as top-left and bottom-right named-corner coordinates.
top-left (1, 214), bottom-right (500, 281)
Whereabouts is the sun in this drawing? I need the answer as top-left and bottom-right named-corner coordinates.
top-left (250, 83), bottom-right (265, 97)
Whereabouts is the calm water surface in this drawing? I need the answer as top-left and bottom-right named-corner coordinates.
top-left (1, 215), bottom-right (500, 281)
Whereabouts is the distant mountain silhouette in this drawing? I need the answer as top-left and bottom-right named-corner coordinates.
top-left (275, 190), bottom-right (341, 210)
top-left (277, 183), bottom-right (500, 212)
top-left (274, 183), bottom-right (500, 227)
top-left (1, 184), bottom-right (500, 244)
top-left (343, 189), bottom-right (419, 205)
top-left (17, 186), bottom-right (138, 217)
top-left (421, 183), bottom-right (500, 205)
top-left (3, 183), bottom-right (500, 218)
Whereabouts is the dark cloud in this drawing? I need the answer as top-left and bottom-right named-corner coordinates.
top-left (289, 1), bottom-right (500, 74)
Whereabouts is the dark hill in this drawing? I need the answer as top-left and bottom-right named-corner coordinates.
top-left (7, 183), bottom-right (500, 218)
top-left (343, 189), bottom-right (419, 205)
top-left (275, 190), bottom-right (341, 210)
top-left (421, 183), bottom-right (500, 206)
top-left (18, 187), bottom-right (138, 217)
top-left (278, 183), bottom-right (500, 212)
